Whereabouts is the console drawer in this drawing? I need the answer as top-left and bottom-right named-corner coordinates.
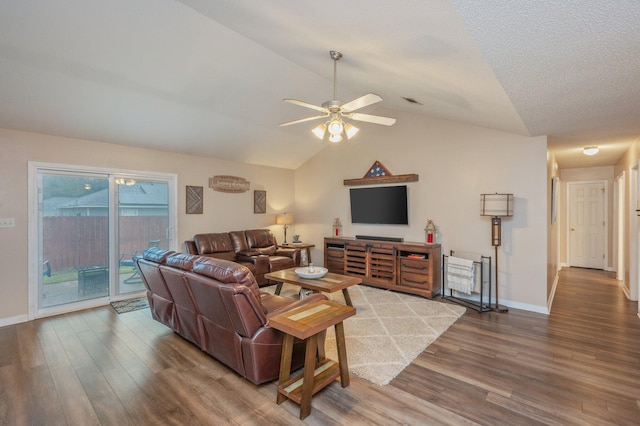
top-left (400, 258), bottom-right (429, 273)
top-left (400, 272), bottom-right (431, 290)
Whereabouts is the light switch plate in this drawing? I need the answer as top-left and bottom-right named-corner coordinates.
top-left (0, 218), bottom-right (16, 228)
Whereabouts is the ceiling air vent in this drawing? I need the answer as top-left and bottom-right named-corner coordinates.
top-left (402, 97), bottom-right (423, 105)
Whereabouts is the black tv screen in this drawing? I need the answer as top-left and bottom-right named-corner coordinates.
top-left (350, 185), bottom-right (408, 225)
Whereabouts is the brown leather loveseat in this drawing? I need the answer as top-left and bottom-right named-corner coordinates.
top-left (183, 229), bottom-right (300, 286)
top-left (137, 247), bottom-right (327, 384)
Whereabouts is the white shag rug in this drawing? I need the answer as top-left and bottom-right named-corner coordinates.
top-left (264, 283), bottom-right (466, 386)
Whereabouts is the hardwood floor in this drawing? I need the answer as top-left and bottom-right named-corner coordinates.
top-left (1, 267), bottom-right (639, 425)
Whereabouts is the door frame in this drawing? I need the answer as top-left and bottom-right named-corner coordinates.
top-left (566, 180), bottom-right (608, 270)
top-left (614, 172), bottom-right (625, 281)
top-left (27, 161), bottom-right (178, 320)
top-left (631, 164), bottom-right (639, 302)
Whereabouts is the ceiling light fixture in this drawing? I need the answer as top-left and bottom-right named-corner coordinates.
top-left (311, 123), bottom-right (326, 139)
top-left (312, 114), bottom-right (359, 142)
top-left (583, 146), bottom-right (599, 156)
top-left (115, 178), bottom-right (136, 186)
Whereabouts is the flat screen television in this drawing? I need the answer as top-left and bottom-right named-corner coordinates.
top-left (350, 185), bottom-right (408, 225)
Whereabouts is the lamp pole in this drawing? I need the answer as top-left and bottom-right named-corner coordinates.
top-left (492, 215), bottom-right (508, 313)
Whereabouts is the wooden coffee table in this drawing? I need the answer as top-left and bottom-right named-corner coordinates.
top-left (265, 268), bottom-right (361, 306)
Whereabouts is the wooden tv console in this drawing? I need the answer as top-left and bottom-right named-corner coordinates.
top-left (324, 237), bottom-right (441, 299)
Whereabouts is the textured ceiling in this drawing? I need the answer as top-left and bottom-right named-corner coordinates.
top-left (0, 0), bottom-right (638, 169)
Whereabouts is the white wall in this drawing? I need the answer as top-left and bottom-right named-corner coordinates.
top-left (0, 128), bottom-right (295, 325)
top-left (295, 111), bottom-right (549, 313)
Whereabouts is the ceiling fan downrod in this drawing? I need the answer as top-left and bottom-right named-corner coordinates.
top-left (330, 50), bottom-right (342, 101)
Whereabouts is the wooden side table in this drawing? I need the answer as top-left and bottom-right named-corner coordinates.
top-left (279, 242), bottom-right (315, 264)
top-left (269, 300), bottom-right (356, 419)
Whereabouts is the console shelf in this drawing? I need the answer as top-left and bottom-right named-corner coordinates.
top-left (324, 237), bottom-right (441, 299)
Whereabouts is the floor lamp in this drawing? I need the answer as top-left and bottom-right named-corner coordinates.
top-left (480, 193), bottom-right (514, 313)
top-left (276, 213), bottom-right (294, 244)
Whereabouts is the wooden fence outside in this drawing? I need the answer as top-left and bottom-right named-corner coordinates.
top-left (43, 216), bottom-right (169, 271)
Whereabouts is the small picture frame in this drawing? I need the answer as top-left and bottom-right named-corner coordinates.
top-left (186, 185), bottom-right (203, 214)
top-left (254, 190), bottom-right (266, 214)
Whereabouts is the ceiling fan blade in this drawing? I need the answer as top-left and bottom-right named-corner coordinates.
top-left (350, 112), bottom-right (396, 126)
top-left (283, 99), bottom-right (328, 113)
top-left (279, 115), bottom-right (327, 127)
top-left (341, 93), bottom-right (382, 112)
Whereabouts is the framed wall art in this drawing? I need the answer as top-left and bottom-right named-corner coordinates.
top-left (254, 190), bottom-right (266, 214)
top-left (186, 185), bottom-right (203, 214)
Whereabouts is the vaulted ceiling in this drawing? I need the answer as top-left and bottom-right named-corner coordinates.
top-left (1, 1), bottom-right (638, 169)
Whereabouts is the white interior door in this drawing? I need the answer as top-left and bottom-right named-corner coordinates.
top-left (568, 181), bottom-right (605, 269)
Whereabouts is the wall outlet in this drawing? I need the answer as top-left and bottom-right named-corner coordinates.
top-left (0, 218), bottom-right (16, 228)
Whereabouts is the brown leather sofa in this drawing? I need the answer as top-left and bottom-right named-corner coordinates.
top-left (137, 247), bottom-right (327, 385)
top-left (183, 229), bottom-right (300, 286)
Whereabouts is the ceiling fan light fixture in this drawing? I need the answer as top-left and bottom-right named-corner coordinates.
top-left (311, 123), bottom-right (326, 139)
top-left (583, 146), bottom-right (599, 156)
top-left (327, 118), bottom-right (344, 136)
top-left (329, 133), bottom-right (343, 143)
top-left (345, 123), bottom-right (359, 139)
top-left (280, 51), bottom-right (395, 142)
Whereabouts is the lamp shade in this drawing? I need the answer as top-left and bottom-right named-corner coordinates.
top-left (480, 193), bottom-right (514, 217)
top-left (276, 213), bottom-right (294, 225)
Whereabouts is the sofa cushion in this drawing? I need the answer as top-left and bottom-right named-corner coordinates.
top-left (166, 253), bottom-right (198, 271)
top-left (245, 229), bottom-right (278, 251)
top-left (229, 230), bottom-right (249, 253)
top-left (192, 257), bottom-right (265, 313)
top-left (142, 247), bottom-right (175, 264)
top-left (193, 233), bottom-right (237, 261)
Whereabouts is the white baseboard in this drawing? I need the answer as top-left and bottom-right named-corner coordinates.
top-left (505, 300), bottom-right (549, 315)
top-left (560, 262), bottom-right (614, 272)
top-left (0, 314), bottom-right (29, 327)
top-left (547, 271), bottom-right (560, 312)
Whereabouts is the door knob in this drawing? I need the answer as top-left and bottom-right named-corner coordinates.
top-left (570, 228), bottom-right (575, 231)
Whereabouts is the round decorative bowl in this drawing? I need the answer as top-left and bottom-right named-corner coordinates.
top-left (294, 267), bottom-right (328, 279)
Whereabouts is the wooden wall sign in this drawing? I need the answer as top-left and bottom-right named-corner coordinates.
top-left (209, 175), bottom-right (250, 193)
top-left (343, 161), bottom-right (419, 186)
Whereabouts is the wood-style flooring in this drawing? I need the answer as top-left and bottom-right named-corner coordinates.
top-left (1, 267), bottom-right (639, 425)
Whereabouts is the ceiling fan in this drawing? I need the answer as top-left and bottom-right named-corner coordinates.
top-left (279, 50), bottom-right (396, 142)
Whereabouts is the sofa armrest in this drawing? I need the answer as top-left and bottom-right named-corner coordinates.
top-left (236, 253), bottom-right (270, 275)
top-left (275, 247), bottom-right (301, 266)
top-left (183, 240), bottom-right (198, 254)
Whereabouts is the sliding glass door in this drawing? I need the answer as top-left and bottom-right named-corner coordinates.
top-left (116, 178), bottom-right (169, 296)
top-left (31, 163), bottom-right (176, 317)
top-left (39, 172), bottom-right (111, 309)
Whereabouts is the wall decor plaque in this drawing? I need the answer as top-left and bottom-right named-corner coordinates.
top-left (254, 190), bottom-right (266, 214)
top-left (209, 175), bottom-right (250, 193)
top-left (186, 185), bottom-right (203, 214)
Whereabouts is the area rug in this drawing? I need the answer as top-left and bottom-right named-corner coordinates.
top-left (264, 283), bottom-right (466, 386)
top-left (110, 297), bottom-right (149, 314)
